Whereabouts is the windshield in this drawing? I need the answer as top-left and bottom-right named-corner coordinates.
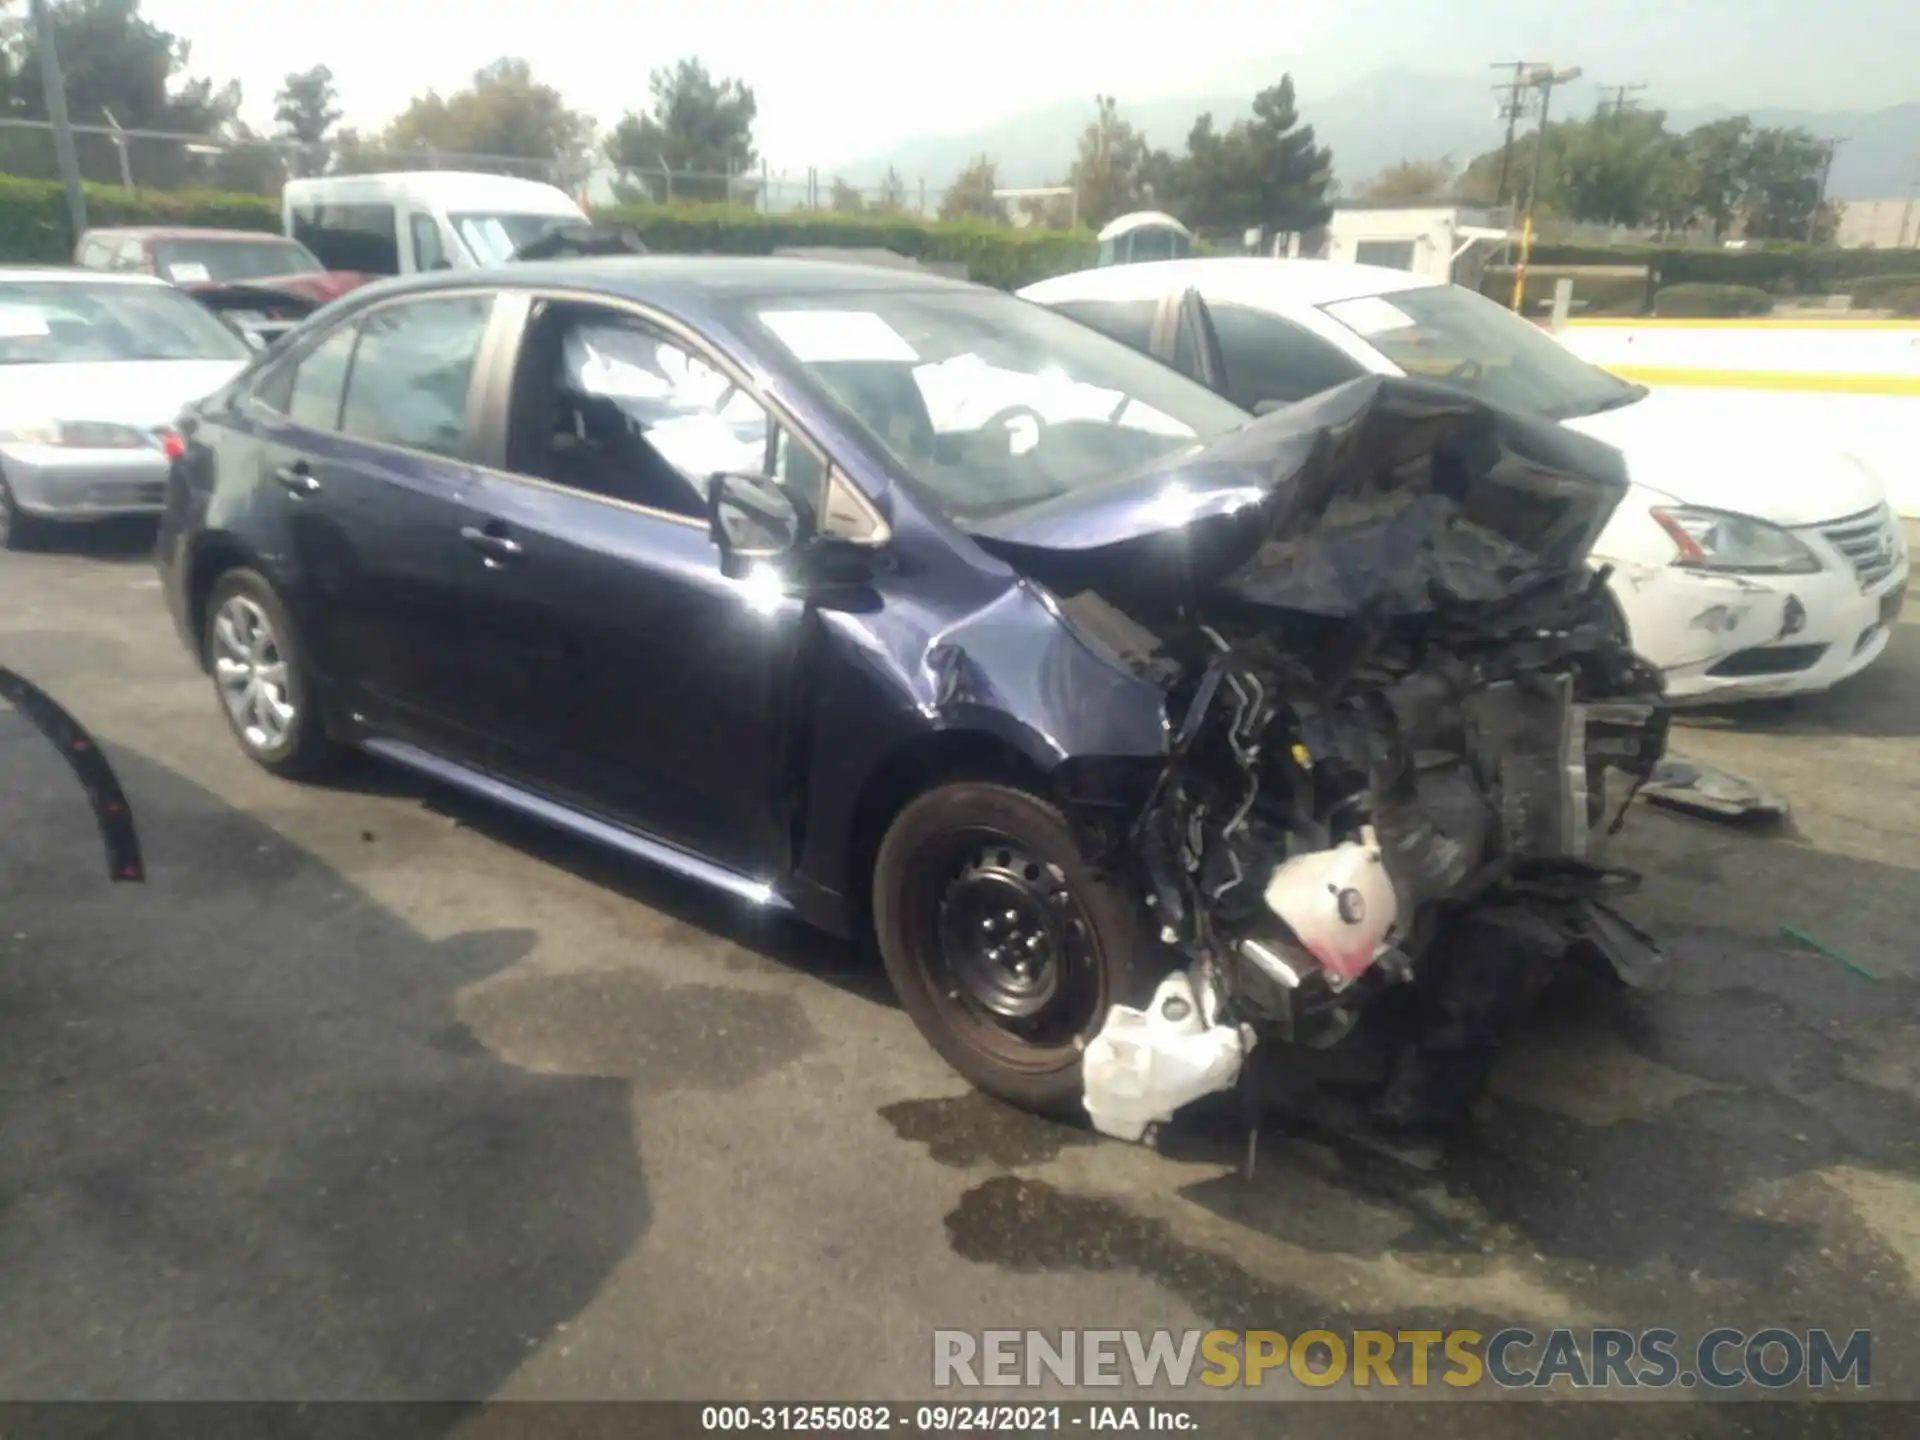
top-left (153, 238), bottom-right (321, 285)
top-left (729, 288), bottom-right (1251, 523)
top-left (1319, 284), bottom-right (1641, 421)
top-left (0, 281), bottom-right (251, 365)
top-left (451, 211), bottom-right (578, 266)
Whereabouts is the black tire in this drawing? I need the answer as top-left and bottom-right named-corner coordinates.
top-left (873, 780), bottom-right (1162, 1117)
top-left (202, 568), bottom-right (337, 779)
top-left (0, 474), bottom-right (44, 552)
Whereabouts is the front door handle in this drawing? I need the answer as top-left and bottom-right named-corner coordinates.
top-left (460, 524), bottom-right (524, 566)
top-left (274, 463), bottom-right (320, 496)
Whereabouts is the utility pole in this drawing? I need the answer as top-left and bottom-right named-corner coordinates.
top-left (1809, 137), bottom-right (1848, 244)
top-left (29, 0), bottom-right (88, 240)
top-left (1511, 64), bottom-right (1583, 312)
top-left (1597, 82), bottom-right (1648, 122)
top-left (1488, 61), bottom-right (1539, 210)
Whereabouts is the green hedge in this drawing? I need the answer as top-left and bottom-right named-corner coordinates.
top-left (1481, 266), bottom-right (1648, 317)
top-left (1651, 282), bottom-right (1774, 318)
top-left (1530, 241), bottom-right (1920, 297)
top-left (0, 175), bottom-right (1098, 288)
top-left (1846, 273), bottom-right (1920, 309)
top-left (1874, 285), bottom-right (1920, 317)
top-left (0, 175), bottom-right (278, 262)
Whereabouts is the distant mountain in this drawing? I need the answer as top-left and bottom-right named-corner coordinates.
top-left (828, 70), bottom-right (1920, 205)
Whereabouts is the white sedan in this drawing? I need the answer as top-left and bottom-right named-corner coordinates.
top-left (0, 268), bottom-right (253, 550)
top-left (1020, 259), bottom-right (1910, 703)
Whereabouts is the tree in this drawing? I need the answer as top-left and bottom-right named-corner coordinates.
top-left (605, 59), bottom-right (757, 204)
top-left (381, 58), bottom-right (593, 185)
top-left (1740, 126), bottom-right (1837, 241)
top-left (870, 165), bottom-right (909, 215)
top-left (1684, 116), bottom-right (1754, 239)
top-left (1553, 108), bottom-right (1695, 229)
top-left (1180, 77), bottom-right (1333, 238)
top-left (273, 64), bottom-right (340, 176)
top-left (1066, 95), bottom-right (1155, 228)
top-left (1358, 157), bottom-right (1456, 203)
top-left (207, 119), bottom-right (285, 195)
top-left (827, 175), bottom-right (865, 213)
top-left (0, 0), bottom-right (240, 186)
top-left (938, 155), bottom-right (1005, 223)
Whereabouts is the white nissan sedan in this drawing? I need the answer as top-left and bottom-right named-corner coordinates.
top-left (1020, 259), bottom-right (1909, 703)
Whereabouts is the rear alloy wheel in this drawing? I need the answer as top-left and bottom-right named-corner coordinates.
top-left (873, 780), bottom-right (1159, 1116)
top-left (204, 569), bottom-right (335, 778)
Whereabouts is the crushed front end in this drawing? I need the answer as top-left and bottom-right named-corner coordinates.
top-left (975, 377), bottom-right (1672, 1145)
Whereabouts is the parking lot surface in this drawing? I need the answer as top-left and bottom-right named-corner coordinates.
top-left (3, 525), bottom-right (1917, 1433)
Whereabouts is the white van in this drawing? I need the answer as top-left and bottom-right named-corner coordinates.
top-left (282, 171), bottom-right (590, 277)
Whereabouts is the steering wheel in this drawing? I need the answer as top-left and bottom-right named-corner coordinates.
top-left (1445, 358), bottom-right (1485, 385)
top-left (977, 404), bottom-right (1048, 456)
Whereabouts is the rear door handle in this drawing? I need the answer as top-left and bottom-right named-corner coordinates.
top-left (460, 524), bottom-right (524, 566)
top-left (274, 463), bottom-right (320, 496)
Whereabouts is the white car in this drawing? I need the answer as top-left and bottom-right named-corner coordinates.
top-left (1020, 259), bottom-right (1910, 703)
top-left (0, 268), bottom-right (253, 550)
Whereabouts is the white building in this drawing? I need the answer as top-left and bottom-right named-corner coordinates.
top-left (1836, 198), bottom-right (1920, 250)
top-left (1312, 202), bottom-right (1515, 286)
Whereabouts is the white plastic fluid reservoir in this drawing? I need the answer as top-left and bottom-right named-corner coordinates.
top-left (1081, 970), bottom-right (1246, 1143)
top-left (1262, 827), bottom-right (1399, 981)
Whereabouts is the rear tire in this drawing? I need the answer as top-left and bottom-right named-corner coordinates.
top-left (0, 476), bottom-right (44, 552)
top-left (203, 568), bottom-right (337, 779)
top-left (872, 780), bottom-right (1162, 1117)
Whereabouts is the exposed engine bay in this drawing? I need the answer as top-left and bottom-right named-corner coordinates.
top-left (976, 377), bottom-right (1672, 1147)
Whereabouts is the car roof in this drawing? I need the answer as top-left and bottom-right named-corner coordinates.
top-left (0, 265), bottom-right (171, 286)
top-left (1020, 257), bottom-right (1439, 312)
top-left (283, 170), bottom-right (583, 214)
top-left (346, 254), bottom-right (981, 316)
top-left (79, 227), bottom-right (295, 243)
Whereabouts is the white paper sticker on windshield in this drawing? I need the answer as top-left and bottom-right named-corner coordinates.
top-left (1325, 296), bottom-right (1416, 337)
top-left (0, 305), bottom-right (51, 338)
top-left (759, 310), bottom-right (920, 363)
top-left (166, 262), bottom-right (211, 283)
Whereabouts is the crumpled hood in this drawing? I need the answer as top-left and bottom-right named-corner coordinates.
top-left (1562, 386), bottom-right (1885, 526)
top-left (972, 375), bottom-right (1633, 620)
top-left (184, 271), bottom-right (372, 305)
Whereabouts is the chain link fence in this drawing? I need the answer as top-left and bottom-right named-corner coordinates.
top-left (0, 120), bottom-right (1095, 228)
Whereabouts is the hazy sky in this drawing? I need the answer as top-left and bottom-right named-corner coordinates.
top-left (141, 0), bottom-right (1917, 170)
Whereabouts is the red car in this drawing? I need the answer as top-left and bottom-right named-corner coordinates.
top-left (72, 227), bottom-right (373, 344)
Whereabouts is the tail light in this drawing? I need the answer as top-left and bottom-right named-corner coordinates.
top-left (159, 428), bottom-right (186, 462)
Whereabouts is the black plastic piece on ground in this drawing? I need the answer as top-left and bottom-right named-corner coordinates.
top-left (0, 666), bottom-right (144, 883)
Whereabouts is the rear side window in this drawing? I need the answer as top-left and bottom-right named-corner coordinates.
top-left (1208, 302), bottom-right (1366, 408)
top-left (290, 202), bottom-right (400, 274)
top-left (1045, 298), bottom-right (1157, 355)
top-left (339, 294), bottom-right (494, 457)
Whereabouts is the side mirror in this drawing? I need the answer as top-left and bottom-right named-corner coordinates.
top-left (708, 471), bottom-right (811, 580)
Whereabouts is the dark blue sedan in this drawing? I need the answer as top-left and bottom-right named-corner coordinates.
top-left (157, 257), bottom-right (1667, 1135)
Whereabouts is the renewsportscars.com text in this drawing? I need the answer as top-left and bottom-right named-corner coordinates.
top-left (932, 1327), bottom-right (1872, 1391)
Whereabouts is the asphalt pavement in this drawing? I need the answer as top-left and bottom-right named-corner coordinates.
top-left (2, 522), bottom-right (1917, 1435)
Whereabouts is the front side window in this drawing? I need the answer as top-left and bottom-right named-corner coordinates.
top-left (728, 288), bottom-right (1250, 524)
top-left (0, 280), bottom-right (250, 365)
top-left (410, 215), bottom-right (449, 272)
top-left (339, 294), bottom-right (494, 457)
top-left (1320, 284), bottom-right (1641, 421)
top-left (510, 304), bottom-right (818, 520)
top-left (1208, 302), bottom-right (1366, 408)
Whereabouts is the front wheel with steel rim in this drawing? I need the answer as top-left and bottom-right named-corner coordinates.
top-left (203, 569), bottom-right (334, 778)
top-left (873, 780), bottom-right (1159, 1117)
